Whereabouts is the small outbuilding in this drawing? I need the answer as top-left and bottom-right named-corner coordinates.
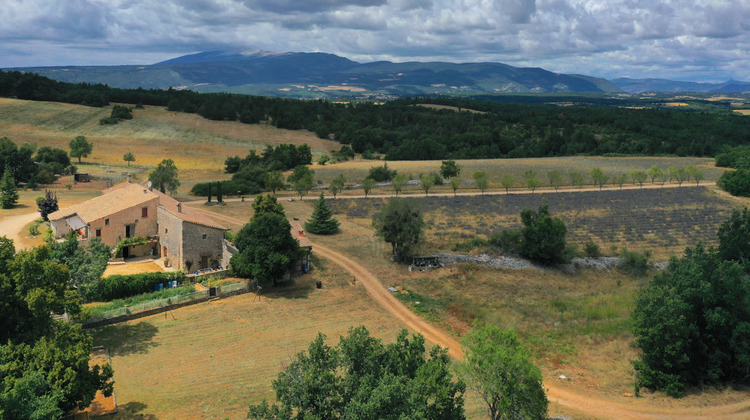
top-left (74, 173), bottom-right (91, 182)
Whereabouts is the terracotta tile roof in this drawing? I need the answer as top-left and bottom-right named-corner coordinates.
top-left (49, 183), bottom-right (158, 223)
top-left (290, 220), bottom-right (312, 248)
top-left (158, 203), bottom-right (228, 231)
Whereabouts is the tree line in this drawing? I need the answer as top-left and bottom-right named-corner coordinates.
top-left (3, 70), bottom-right (749, 161)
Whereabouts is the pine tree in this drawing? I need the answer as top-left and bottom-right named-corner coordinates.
top-left (305, 193), bottom-right (340, 235)
top-left (1, 168), bottom-right (19, 209)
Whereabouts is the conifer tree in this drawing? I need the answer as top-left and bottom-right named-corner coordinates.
top-left (305, 193), bottom-right (339, 234)
top-left (1, 168), bottom-right (19, 209)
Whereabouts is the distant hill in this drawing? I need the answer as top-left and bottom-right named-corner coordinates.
top-left (612, 77), bottom-right (750, 94)
top-left (7, 49), bottom-right (622, 97)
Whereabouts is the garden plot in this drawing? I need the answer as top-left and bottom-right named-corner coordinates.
top-left (328, 186), bottom-right (736, 259)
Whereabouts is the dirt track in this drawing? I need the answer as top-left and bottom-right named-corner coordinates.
top-left (189, 204), bottom-right (750, 419)
top-left (5, 191), bottom-right (749, 418)
top-left (0, 211), bottom-right (40, 249)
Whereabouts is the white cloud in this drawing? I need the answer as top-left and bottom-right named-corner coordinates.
top-left (0, 0), bottom-right (748, 82)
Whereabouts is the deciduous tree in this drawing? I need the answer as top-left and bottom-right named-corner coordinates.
top-left (647, 166), bottom-right (663, 184)
top-left (632, 243), bottom-right (750, 396)
top-left (473, 171), bottom-right (488, 195)
top-left (419, 173), bottom-right (434, 196)
top-left (123, 152), bottom-right (135, 166)
top-left (230, 212), bottom-right (299, 285)
top-left (362, 177), bottom-right (376, 198)
top-left (440, 159), bottom-right (461, 179)
top-left (450, 177), bottom-right (461, 196)
top-left (590, 167), bottom-right (608, 190)
top-left (547, 170), bottom-right (563, 191)
top-left (148, 159), bottom-right (180, 195)
top-left (460, 324), bottom-right (548, 420)
top-left (519, 205), bottom-right (567, 265)
top-left (391, 173), bottom-right (406, 196)
top-left (68, 135), bottom-right (93, 163)
top-left (631, 170), bottom-right (648, 188)
top-left (329, 174), bottom-right (346, 198)
top-left (248, 326), bottom-right (465, 420)
top-left (373, 198), bottom-right (425, 262)
top-left (500, 175), bottom-right (515, 193)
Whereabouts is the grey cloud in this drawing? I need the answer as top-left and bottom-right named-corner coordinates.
top-left (242, 0), bottom-right (386, 14)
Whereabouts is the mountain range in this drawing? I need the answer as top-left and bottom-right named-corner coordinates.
top-left (6, 49), bottom-right (750, 97)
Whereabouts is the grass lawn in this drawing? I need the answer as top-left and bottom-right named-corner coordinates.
top-left (90, 256), bottom-right (407, 419)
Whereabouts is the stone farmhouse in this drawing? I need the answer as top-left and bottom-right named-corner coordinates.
top-left (48, 182), bottom-right (228, 271)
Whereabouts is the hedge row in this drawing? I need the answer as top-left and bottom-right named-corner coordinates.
top-left (190, 179), bottom-right (262, 196)
top-left (83, 271), bottom-right (188, 302)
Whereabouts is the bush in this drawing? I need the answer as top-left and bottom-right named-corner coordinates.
top-left (82, 271), bottom-right (187, 302)
top-left (99, 117), bottom-right (119, 125)
top-left (717, 169), bottom-right (750, 197)
top-left (519, 205), bottom-right (568, 265)
top-left (190, 179), bottom-right (261, 196)
top-left (619, 248), bottom-right (651, 277)
top-left (488, 230), bottom-right (522, 254)
top-left (584, 240), bottom-right (601, 257)
top-left (368, 163), bottom-right (397, 182)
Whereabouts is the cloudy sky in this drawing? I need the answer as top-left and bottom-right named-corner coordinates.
top-left (2, 0), bottom-right (748, 82)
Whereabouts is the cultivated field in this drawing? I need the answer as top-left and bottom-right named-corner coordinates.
top-left (198, 198), bottom-right (750, 417)
top-left (311, 155), bottom-right (724, 188)
top-left (327, 186), bottom-right (737, 259)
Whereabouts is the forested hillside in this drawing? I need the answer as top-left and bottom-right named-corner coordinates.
top-left (2, 70), bottom-right (749, 160)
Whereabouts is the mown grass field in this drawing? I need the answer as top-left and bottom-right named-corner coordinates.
top-left (91, 256), bottom-right (407, 419)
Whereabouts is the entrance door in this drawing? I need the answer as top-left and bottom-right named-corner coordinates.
top-left (200, 255), bottom-right (209, 269)
top-left (122, 246), bottom-right (130, 259)
top-left (125, 224), bottom-right (134, 238)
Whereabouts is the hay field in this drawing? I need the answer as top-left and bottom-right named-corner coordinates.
top-left (312, 156), bottom-right (723, 188)
top-left (0, 98), bottom-right (340, 172)
top-left (91, 257), bottom-right (406, 419)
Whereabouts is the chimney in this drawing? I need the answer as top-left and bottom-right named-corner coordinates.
top-left (298, 229), bottom-right (304, 237)
top-left (177, 203), bottom-right (182, 213)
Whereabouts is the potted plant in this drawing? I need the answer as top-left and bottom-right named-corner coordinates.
top-left (164, 257), bottom-right (171, 267)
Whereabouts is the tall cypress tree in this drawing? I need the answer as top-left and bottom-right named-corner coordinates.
top-left (1, 168), bottom-right (19, 209)
top-left (305, 193), bottom-right (339, 235)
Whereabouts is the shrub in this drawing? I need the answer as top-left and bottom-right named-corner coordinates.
top-left (619, 248), bottom-right (651, 277)
top-left (519, 205), bottom-right (568, 265)
top-left (190, 179), bottom-right (261, 196)
top-left (717, 169), bottom-right (750, 197)
top-left (82, 271), bottom-right (187, 302)
top-left (584, 240), bottom-right (601, 258)
top-left (368, 163), bottom-right (397, 182)
top-left (488, 230), bottom-right (522, 254)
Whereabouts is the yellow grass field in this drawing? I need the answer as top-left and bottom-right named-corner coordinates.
top-left (198, 199), bottom-right (750, 418)
top-left (0, 97), bottom-right (340, 172)
top-left (91, 257), bottom-right (408, 419)
top-left (734, 109), bottom-right (750, 115)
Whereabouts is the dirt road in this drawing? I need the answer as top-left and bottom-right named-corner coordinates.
top-left (184, 181), bottom-right (715, 205)
top-left (0, 211), bottom-right (39, 249)
top-left (187, 203), bottom-right (750, 419)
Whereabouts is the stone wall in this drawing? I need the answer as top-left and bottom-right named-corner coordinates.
top-left (157, 208), bottom-right (184, 268)
top-left (182, 221), bottom-right (225, 270)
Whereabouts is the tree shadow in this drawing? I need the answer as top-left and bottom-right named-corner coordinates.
top-left (263, 277), bottom-right (314, 300)
top-left (106, 401), bottom-right (159, 419)
top-left (92, 322), bottom-right (159, 357)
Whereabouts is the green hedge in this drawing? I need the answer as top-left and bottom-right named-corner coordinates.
top-left (717, 169), bottom-right (750, 197)
top-left (83, 271), bottom-right (187, 302)
top-left (190, 179), bottom-right (262, 196)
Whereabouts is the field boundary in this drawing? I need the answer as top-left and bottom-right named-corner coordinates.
top-left (81, 281), bottom-right (251, 329)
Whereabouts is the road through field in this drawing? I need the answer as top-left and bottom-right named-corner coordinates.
top-left (188, 204), bottom-right (750, 419)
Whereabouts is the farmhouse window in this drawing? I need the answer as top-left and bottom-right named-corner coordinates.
top-left (142, 207), bottom-right (148, 218)
top-left (95, 229), bottom-right (101, 237)
top-left (105, 218), bottom-right (109, 226)
top-left (165, 228), bottom-right (168, 234)
top-left (202, 234), bottom-right (207, 240)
